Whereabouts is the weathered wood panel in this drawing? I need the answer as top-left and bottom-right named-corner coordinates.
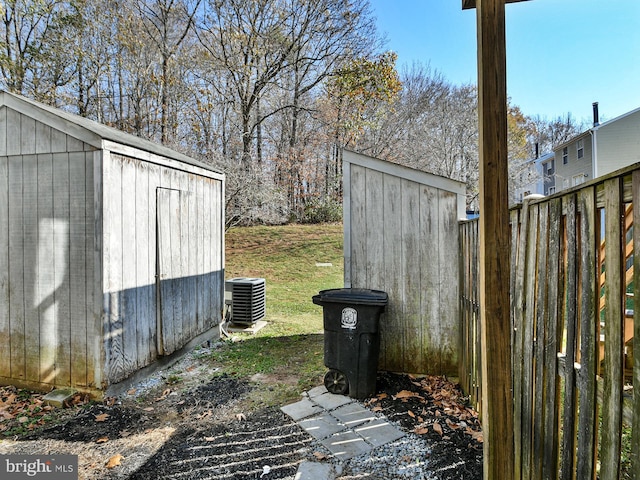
top-left (135, 160), bottom-right (152, 366)
top-left (106, 155), bottom-right (125, 383)
top-left (37, 155), bottom-right (56, 385)
top-left (531, 202), bottom-right (549, 480)
top-left (0, 155), bottom-right (9, 379)
top-left (86, 151), bottom-right (99, 389)
top-left (345, 152), bottom-right (465, 375)
top-left (521, 201), bottom-right (539, 479)
top-left (420, 185), bottom-right (439, 373)
top-left (121, 157), bottom-right (138, 375)
top-left (23, 155), bottom-right (39, 383)
top-left (53, 152), bottom-right (72, 387)
top-left (6, 109), bottom-right (21, 155)
top-left (382, 173), bottom-right (403, 371)
top-left (560, 194), bottom-right (578, 480)
top-left (438, 190), bottom-right (460, 373)
top-left (574, 187), bottom-right (598, 479)
top-left (362, 167), bottom-right (385, 362)
top-left (8, 156), bottom-right (25, 380)
top-left (69, 152), bottom-right (88, 387)
top-left (460, 164), bottom-right (640, 479)
top-left (21, 115), bottom-right (36, 155)
top-left (600, 178), bottom-right (624, 480)
top-left (0, 108), bottom-right (7, 156)
top-left (401, 179), bottom-right (422, 373)
top-left (542, 197), bottom-right (562, 480)
top-left (632, 170), bottom-right (640, 480)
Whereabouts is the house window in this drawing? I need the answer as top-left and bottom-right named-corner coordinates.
top-left (572, 173), bottom-right (585, 186)
top-left (577, 139), bottom-right (584, 159)
top-left (562, 147), bottom-right (568, 164)
top-left (544, 160), bottom-right (554, 176)
top-left (548, 186), bottom-right (556, 194)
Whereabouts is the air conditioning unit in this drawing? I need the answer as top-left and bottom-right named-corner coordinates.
top-left (225, 277), bottom-right (266, 325)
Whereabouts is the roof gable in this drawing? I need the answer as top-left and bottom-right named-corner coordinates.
top-left (0, 90), bottom-right (220, 173)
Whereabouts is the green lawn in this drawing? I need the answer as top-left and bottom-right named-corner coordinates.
top-left (206, 223), bottom-right (345, 405)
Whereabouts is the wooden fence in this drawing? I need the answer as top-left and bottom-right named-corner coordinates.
top-left (459, 164), bottom-right (640, 479)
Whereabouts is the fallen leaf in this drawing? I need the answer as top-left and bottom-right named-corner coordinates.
top-left (446, 418), bottom-right (460, 430)
top-left (414, 427), bottom-right (429, 435)
top-left (377, 393), bottom-right (388, 400)
top-left (408, 410), bottom-right (415, 418)
top-left (432, 422), bottom-right (443, 436)
top-left (127, 389), bottom-right (137, 395)
top-left (104, 397), bottom-right (117, 407)
top-left (372, 406), bottom-right (383, 412)
top-left (143, 407), bottom-right (154, 412)
top-left (94, 413), bottom-right (110, 422)
top-left (18, 416), bottom-right (29, 423)
top-left (394, 390), bottom-right (420, 401)
top-left (204, 436), bottom-right (215, 442)
top-left (105, 454), bottom-right (124, 469)
top-left (162, 388), bottom-right (171, 397)
top-left (96, 437), bottom-right (109, 444)
top-left (235, 413), bottom-right (246, 421)
top-left (313, 452), bottom-right (328, 460)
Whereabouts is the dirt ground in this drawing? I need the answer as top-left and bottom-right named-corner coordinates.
top-left (0, 350), bottom-right (482, 480)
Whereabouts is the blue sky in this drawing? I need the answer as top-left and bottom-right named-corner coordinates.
top-left (367, 0), bottom-right (640, 125)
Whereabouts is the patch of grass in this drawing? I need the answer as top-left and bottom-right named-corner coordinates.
top-left (225, 223), bottom-right (344, 336)
top-left (207, 223), bottom-right (344, 405)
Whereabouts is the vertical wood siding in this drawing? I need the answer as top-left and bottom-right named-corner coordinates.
top-left (0, 107), bottom-right (98, 390)
top-left (346, 159), bottom-right (462, 375)
top-left (459, 164), bottom-right (640, 478)
top-left (103, 153), bottom-right (223, 384)
top-left (0, 104), bottom-right (224, 392)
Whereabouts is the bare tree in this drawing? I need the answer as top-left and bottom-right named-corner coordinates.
top-left (0, 0), bottom-right (83, 101)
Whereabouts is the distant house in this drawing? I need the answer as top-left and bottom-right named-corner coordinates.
top-left (0, 91), bottom-right (225, 396)
top-left (554, 103), bottom-right (640, 191)
top-left (513, 151), bottom-right (555, 203)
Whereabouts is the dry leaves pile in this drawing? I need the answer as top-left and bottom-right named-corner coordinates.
top-left (0, 386), bottom-right (90, 435)
top-left (363, 373), bottom-right (483, 479)
top-left (366, 373), bottom-right (483, 447)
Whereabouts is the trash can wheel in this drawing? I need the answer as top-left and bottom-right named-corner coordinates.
top-left (324, 369), bottom-right (349, 395)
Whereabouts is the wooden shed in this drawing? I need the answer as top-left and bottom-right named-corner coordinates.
top-left (0, 91), bottom-right (225, 395)
top-left (343, 150), bottom-right (466, 376)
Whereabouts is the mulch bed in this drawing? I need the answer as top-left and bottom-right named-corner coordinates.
top-left (1, 372), bottom-right (482, 479)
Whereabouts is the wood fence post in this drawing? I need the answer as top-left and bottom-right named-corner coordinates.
top-left (465, 0), bottom-right (515, 478)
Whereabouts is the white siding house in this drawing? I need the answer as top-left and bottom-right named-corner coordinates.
top-left (554, 104), bottom-right (640, 191)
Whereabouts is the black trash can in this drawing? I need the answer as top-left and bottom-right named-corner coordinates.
top-left (312, 288), bottom-right (388, 399)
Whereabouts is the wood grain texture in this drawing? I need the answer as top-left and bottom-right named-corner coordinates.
top-left (52, 152), bottom-right (71, 387)
top-left (475, 0), bottom-right (514, 476)
top-left (120, 156), bottom-right (138, 375)
top-left (560, 194), bottom-right (578, 480)
top-left (632, 171), bottom-right (640, 480)
top-left (575, 187), bottom-right (597, 480)
top-left (22, 155), bottom-right (39, 383)
top-left (0, 156), bottom-right (9, 378)
top-left (600, 177), bottom-right (624, 480)
top-left (69, 152), bottom-right (88, 387)
top-left (8, 156), bottom-right (25, 380)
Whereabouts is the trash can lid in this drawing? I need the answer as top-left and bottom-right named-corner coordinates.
top-left (314, 288), bottom-right (388, 306)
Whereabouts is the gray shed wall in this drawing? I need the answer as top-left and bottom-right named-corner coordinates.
top-left (343, 151), bottom-right (465, 375)
top-left (0, 100), bottom-right (224, 394)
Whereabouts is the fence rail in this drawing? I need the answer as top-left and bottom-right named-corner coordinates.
top-left (459, 164), bottom-right (640, 479)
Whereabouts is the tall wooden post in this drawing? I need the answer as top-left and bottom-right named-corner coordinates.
top-left (463, 0), bottom-right (517, 478)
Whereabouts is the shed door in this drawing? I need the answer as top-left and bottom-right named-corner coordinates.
top-left (156, 187), bottom-right (193, 355)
